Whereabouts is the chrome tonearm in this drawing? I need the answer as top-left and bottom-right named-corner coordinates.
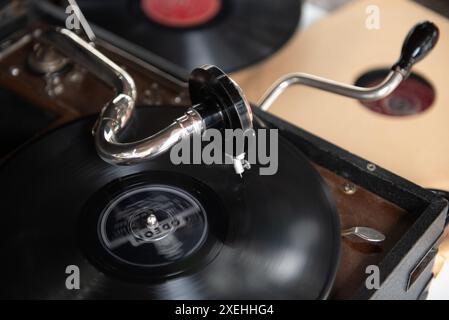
top-left (258, 21), bottom-right (439, 111)
top-left (37, 21), bottom-right (438, 168)
top-left (39, 28), bottom-right (253, 165)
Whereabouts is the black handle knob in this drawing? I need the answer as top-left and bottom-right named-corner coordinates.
top-left (393, 21), bottom-right (439, 72)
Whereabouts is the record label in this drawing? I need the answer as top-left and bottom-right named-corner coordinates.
top-left (99, 185), bottom-right (208, 267)
top-left (141, 0), bottom-right (222, 28)
top-left (75, 0), bottom-right (302, 72)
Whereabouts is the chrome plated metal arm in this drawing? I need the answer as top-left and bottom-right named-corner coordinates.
top-left (41, 28), bottom-right (203, 164)
top-left (258, 21), bottom-right (439, 111)
top-left (259, 71), bottom-right (404, 111)
top-left (39, 28), bottom-right (251, 166)
top-left (38, 20), bottom-right (438, 167)
top-left (96, 106), bottom-right (204, 164)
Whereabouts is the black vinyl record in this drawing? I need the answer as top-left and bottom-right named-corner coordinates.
top-left (0, 106), bottom-right (339, 299)
top-left (0, 87), bottom-right (55, 158)
top-left (73, 0), bottom-right (302, 72)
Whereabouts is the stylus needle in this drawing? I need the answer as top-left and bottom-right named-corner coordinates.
top-left (341, 227), bottom-right (386, 243)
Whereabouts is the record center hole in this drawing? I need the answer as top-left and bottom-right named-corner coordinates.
top-left (354, 69), bottom-right (436, 117)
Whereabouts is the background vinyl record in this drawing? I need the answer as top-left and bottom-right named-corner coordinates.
top-left (72, 0), bottom-right (302, 72)
top-left (0, 106), bottom-right (339, 300)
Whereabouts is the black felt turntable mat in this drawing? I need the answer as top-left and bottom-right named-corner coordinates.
top-left (0, 106), bottom-right (339, 300)
top-left (74, 0), bottom-right (302, 72)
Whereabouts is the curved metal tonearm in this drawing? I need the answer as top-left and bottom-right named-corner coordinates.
top-left (39, 21), bottom-right (439, 168)
top-left (40, 28), bottom-right (252, 165)
top-left (41, 28), bottom-right (205, 165)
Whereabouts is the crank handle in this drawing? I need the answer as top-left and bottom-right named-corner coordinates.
top-left (258, 21), bottom-right (439, 111)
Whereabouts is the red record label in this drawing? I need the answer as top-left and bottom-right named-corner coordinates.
top-left (141, 0), bottom-right (222, 28)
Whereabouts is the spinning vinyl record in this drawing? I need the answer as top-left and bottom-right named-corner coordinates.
top-left (0, 106), bottom-right (339, 300)
top-left (73, 0), bottom-right (302, 72)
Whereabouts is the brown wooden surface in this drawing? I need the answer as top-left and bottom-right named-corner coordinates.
top-left (0, 35), bottom-right (189, 131)
top-left (315, 165), bottom-right (414, 299)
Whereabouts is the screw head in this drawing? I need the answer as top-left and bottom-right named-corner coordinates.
top-left (342, 182), bottom-right (357, 195)
top-left (9, 67), bottom-right (20, 77)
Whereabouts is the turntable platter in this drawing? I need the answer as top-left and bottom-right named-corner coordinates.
top-left (0, 106), bottom-right (339, 299)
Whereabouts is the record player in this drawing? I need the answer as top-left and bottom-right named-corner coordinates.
top-left (0, 0), bottom-right (447, 300)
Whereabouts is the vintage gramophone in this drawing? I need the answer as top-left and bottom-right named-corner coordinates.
top-left (0, 0), bottom-right (447, 300)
